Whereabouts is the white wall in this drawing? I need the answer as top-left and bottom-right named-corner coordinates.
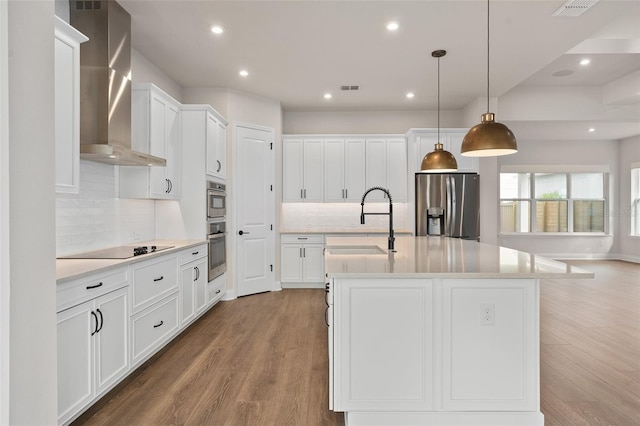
top-left (56, 161), bottom-right (156, 256)
top-left (0, 0), bottom-right (9, 422)
top-left (618, 135), bottom-right (640, 262)
top-left (132, 48), bottom-right (183, 103)
top-left (498, 139), bottom-right (620, 259)
top-left (8, 0), bottom-right (58, 423)
top-left (284, 109), bottom-right (462, 134)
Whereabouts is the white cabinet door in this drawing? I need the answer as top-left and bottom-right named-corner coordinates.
top-left (57, 302), bottom-right (94, 426)
top-left (215, 119), bottom-right (227, 178)
top-left (54, 18), bottom-right (87, 194)
top-left (93, 287), bottom-right (129, 396)
top-left (283, 138), bottom-right (324, 202)
top-left (324, 138), bottom-right (346, 202)
top-left (194, 259), bottom-right (208, 315)
top-left (344, 138), bottom-right (366, 202)
top-left (302, 244), bottom-right (325, 282)
top-left (205, 111), bottom-right (227, 179)
top-left (303, 139), bottom-right (324, 202)
top-left (121, 84), bottom-right (181, 200)
top-left (281, 244), bottom-right (303, 282)
top-left (282, 138), bottom-right (303, 202)
top-left (386, 138), bottom-right (407, 202)
top-left (180, 264), bottom-right (196, 326)
top-left (365, 138), bottom-right (388, 202)
top-left (333, 279), bottom-right (433, 411)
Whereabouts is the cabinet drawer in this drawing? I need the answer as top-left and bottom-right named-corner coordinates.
top-left (282, 234), bottom-right (324, 244)
top-left (180, 244), bottom-right (207, 264)
top-left (57, 267), bottom-right (128, 312)
top-left (131, 255), bottom-right (178, 314)
top-left (131, 292), bottom-right (179, 365)
top-left (208, 273), bottom-right (226, 306)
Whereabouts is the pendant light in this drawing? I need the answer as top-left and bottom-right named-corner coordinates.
top-left (461, 0), bottom-right (517, 157)
top-left (421, 50), bottom-right (458, 172)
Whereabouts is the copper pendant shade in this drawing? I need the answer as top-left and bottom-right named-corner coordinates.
top-left (420, 50), bottom-right (458, 172)
top-left (461, 0), bottom-right (517, 157)
top-left (421, 142), bottom-right (458, 172)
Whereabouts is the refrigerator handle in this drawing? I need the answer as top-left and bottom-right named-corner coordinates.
top-left (447, 175), bottom-right (455, 236)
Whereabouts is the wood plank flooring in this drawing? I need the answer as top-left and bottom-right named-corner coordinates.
top-left (76, 260), bottom-right (639, 426)
top-left (540, 260), bottom-right (640, 426)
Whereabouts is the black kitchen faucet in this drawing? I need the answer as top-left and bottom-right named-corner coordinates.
top-left (360, 187), bottom-right (395, 251)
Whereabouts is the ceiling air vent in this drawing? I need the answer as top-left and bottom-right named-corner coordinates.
top-left (552, 0), bottom-right (599, 17)
top-left (341, 85), bottom-right (359, 91)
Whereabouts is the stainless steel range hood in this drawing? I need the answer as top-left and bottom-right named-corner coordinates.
top-left (70, 0), bottom-right (166, 166)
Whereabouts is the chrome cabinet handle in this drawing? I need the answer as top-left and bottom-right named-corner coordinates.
top-left (194, 266), bottom-right (199, 281)
top-left (215, 289), bottom-right (221, 294)
top-left (238, 230), bottom-right (250, 236)
top-left (324, 306), bottom-right (329, 327)
top-left (86, 282), bottom-right (103, 290)
top-left (153, 321), bottom-right (164, 328)
top-left (153, 276), bottom-right (164, 282)
top-left (217, 160), bottom-right (221, 172)
top-left (192, 251), bottom-right (199, 255)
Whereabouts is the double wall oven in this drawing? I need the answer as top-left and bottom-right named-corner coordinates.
top-left (207, 181), bottom-right (226, 281)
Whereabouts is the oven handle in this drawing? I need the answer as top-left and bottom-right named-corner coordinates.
top-left (207, 233), bottom-right (226, 241)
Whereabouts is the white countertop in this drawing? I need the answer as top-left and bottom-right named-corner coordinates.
top-left (281, 228), bottom-right (412, 235)
top-left (56, 239), bottom-right (206, 283)
top-left (325, 236), bottom-right (594, 279)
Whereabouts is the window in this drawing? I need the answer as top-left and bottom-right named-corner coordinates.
top-left (500, 171), bottom-right (607, 234)
top-left (632, 168), bottom-right (640, 236)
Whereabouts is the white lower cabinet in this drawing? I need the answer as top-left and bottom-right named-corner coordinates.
top-left (57, 286), bottom-right (129, 426)
top-left (329, 277), bottom-right (539, 424)
top-left (281, 234), bottom-right (325, 287)
top-left (57, 244), bottom-right (224, 424)
top-left (207, 273), bottom-right (226, 306)
top-left (180, 258), bottom-right (208, 326)
top-left (130, 292), bottom-right (180, 367)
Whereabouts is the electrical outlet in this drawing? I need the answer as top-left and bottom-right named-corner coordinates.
top-left (480, 303), bottom-right (495, 325)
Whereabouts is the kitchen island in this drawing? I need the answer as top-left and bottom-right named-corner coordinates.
top-left (324, 236), bottom-right (593, 426)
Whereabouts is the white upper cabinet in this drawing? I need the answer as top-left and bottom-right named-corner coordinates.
top-left (413, 129), bottom-right (478, 173)
top-left (283, 138), bottom-right (324, 202)
top-left (365, 137), bottom-right (407, 202)
top-left (204, 108), bottom-right (227, 180)
top-left (54, 17), bottom-right (88, 194)
top-left (120, 83), bottom-right (181, 199)
top-left (324, 138), bottom-right (366, 202)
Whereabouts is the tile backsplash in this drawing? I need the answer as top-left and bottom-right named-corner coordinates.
top-left (281, 202), bottom-right (408, 231)
top-left (56, 161), bottom-right (155, 256)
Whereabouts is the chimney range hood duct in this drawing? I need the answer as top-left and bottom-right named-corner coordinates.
top-left (70, 0), bottom-right (166, 166)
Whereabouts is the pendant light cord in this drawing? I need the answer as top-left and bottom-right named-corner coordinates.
top-left (486, 0), bottom-right (490, 113)
top-left (437, 55), bottom-right (440, 143)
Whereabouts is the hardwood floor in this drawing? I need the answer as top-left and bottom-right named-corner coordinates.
top-left (76, 289), bottom-right (344, 426)
top-left (540, 260), bottom-right (640, 426)
top-left (76, 260), bottom-right (639, 426)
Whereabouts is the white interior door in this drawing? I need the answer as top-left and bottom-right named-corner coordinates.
top-left (235, 124), bottom-right (275, 297)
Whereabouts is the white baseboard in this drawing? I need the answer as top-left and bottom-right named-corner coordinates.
top-left (281, 282), bottom-right (326, 289)
top-left (221, 289), bottom-right (236, 301)
top-left (344, 411), bottom-right (544, 426)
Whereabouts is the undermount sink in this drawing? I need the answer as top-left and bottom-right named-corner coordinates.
top-left (326, 245), bottom-right (386, 255)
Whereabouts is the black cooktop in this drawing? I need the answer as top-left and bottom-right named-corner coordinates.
top-left (57, 245), bottom-right (174, 260)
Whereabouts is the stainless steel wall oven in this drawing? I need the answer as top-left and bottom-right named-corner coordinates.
top-left (207, 220), bottom-right (226, 281)
top-left (207, 181), bottom-right (226, 219)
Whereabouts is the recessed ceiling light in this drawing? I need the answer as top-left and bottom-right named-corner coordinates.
top-left (387, 21), bottom-right (399, 31)
top-left (580, 58), bottom-right (591, 66)
top-left (406, 92), bottom-right (415, 99)
top-left (239, 70), bottom-right (249, 77)
top-left (324, 93), bottom-right (332, 100)
top-left (211, 25), bottom-right (224, 34)
top-left (588, 127), bottom-right (595, 132)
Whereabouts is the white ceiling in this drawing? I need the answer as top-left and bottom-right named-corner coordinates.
top-left (119, 0), bottom-right (640, 139)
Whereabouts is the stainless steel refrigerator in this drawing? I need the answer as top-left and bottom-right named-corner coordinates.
top-left (415, 173), bottom-right (480, 240)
